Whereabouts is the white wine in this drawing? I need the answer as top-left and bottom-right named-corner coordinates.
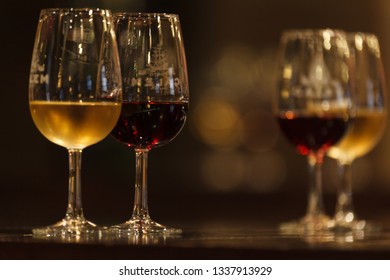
top-left (30, 101), bottom-right (121, 149)
top-left (327, 110), bottom-right (386, 163)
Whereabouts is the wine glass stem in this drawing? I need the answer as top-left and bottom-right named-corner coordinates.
top-left (65, 149), bottom-right (84, 219)
top-left (306, 151), bottom-right (325, 217)
top-left (335, 161), bottom-right (355, 221)
top-left (132, 149), bottom-right (151, 220)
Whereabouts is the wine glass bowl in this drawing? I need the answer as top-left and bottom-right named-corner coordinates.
top-left (275, 29), bottom-right (354, 234)
top-left (327, 32), bottom-right (387, 232)
top-left (111, 102), bottom-right (188, 151)
top-left (111, 13), bottom-right (189, 234)
top-left (30, 101), bottom-right (121, 149)
top-left (29, 8), bottom-right (122, 237)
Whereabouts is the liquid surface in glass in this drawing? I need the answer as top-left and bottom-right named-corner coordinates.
top-left (111, 101), bottom-right (188, 150)
top-left (327, 109), bottom-right (386, 162)
top-left (277, 112), bottom-right (349, 155)
top-left (30, 101), bottom-right (121, 149)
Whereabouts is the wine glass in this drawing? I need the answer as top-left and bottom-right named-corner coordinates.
top-left (327, 32), bottom-right (387, 232)
top-left (29, 8), bottom-right (122, 237)
top-left (275, 29), bottom-right (354, 234)
top-left (111, 13), bottom-right (189, 234)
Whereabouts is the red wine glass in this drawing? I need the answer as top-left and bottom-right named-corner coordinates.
top-left (275, 29), bottom-right (354, 234)
top-left (111, 13), bottom-right (189, 234)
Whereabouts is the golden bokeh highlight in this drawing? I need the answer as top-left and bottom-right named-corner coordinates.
top-left (199, 151), bottom-right (286, 192)
top-left (192, 90), bottom-right (242, 151)
top-left (191, 43), bottom-right (285, 192)
top-left (200, 152), bottom-right (247, 191)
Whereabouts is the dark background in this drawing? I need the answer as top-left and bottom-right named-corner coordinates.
top-left (2, 0), bottom-right (390, 228)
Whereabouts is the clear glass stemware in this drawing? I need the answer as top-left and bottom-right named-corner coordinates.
top-left (327, 32), bottom-right (387, 232)
top-left (111, 13), bottom-right (189, 235)
top-left (275, 29), bottom-right (354, 234)
top-left (29, 8), bottom-right (122, 237)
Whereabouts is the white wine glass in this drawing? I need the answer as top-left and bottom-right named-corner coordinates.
top-left (327, 32), bottom-right (387, 232)
top-left (29, 8), bottom-right (122, 237)
top-left (111, 13), bottom-right (189, 234)
top-left (275, 29), bottom-right (354, 234)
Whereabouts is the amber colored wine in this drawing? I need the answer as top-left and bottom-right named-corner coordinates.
top-left (277, 112), bottom-right (349, 155)
top-left (327, 110), bottom-right (386, 162)
top-left (30, 101), bottom-right (121, 149)
top-left (111, 101), bottom-right (188, 150)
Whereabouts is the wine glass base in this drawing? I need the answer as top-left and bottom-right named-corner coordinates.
top-left (327, 219), bottom-right (381, 233)
top-left (279, 214), bottom-right (330, 235)
top-left (32, 217), bottom-right (102, 238)
top-left (111, 217), bottom-right (182, 235)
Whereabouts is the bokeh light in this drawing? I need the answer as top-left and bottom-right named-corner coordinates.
top-left (212, 44), bottom-right (256, 94)
top-left (245, 151), bottom-right (286, 192)
top-left (191, 42), bottom-right (283, 192)
top-left (192, 89), bottom-right (242, 151)
top-left (241, 109), bottom-right (279, 152)
top-left (199, 151), bottom-right (286, 192)
top-left (200, 152), bottom-right (247, 191)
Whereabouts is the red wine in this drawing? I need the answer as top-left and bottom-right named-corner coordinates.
top-left (277, 113), bottom-right (348, 155)
top-left (111, 101), bottom-right (188, 150)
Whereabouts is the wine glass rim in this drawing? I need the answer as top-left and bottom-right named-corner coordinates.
top-left (113, 12), bottom-right (179, 19)
top-left (40, 8), bottom-right (112, 14)
top-left (347, 31), bottom-right (379, 38)
top-left (281, 28), bottom-right (347, 38)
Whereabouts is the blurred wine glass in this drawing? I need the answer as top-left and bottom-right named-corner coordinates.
top-left (327, 32), bottom-right (387, 232)
top-left (29, 8), bottom-right (122, 237)
top-left (275, 29), bottom-right (354, 234)
top-left (111, 13), bottom-right (189, 234)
